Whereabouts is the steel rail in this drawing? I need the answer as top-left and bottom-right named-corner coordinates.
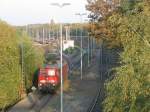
top-left (87, 42), bottom-right (103, 112)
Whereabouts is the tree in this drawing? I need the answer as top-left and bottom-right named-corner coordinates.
top-left (87, 0), bottom-right (150, 111)
top-left (86, 0), bottom-right (122, 48)
top-left (102, 1), bottom-right (150, 112)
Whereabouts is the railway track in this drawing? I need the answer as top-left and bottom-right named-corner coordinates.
top-left (87, 44), bottom-right (103, 112)
top-left (29, 94), bottom-right (52, 112)
top-left (7, 91), bottom-right (53, 112)
top-left (87, 86), bottom-right (102, 112)
top-left (87, 44), bottom-right (119, 112)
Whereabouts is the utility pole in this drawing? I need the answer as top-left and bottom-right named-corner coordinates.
top-left (65, 26), bottom-right (68, 40)
top-left (36, 29), bottom-right (39, 41)
top-left (76, 27), bottom-right (78, 40)
top-left (25, 25), bottom-right (28, 35)
top-left (49, 29), bottom-right (51, 41)
top-left (42, 27), bottom-right (45, 44)
top-left (88, 33), bottom-right (90, 67)
top-left (84, 19), bottom-right (90, 67)
top-left (20, 30), bottom-right (27, 98)
top-left (91, 37), bottom-right (93, 59)
top-left (21, 43), bottom-right (25, 97)
top-left (75, 13), bottom-right (87, 80)
top-left (68, 26), bottom-right (70, 40)
top-left (100, 40), bottom-right (103, 80)
top-left (51, 3), bottom-right (71, 112)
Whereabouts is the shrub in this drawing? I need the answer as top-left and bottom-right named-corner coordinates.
top-left (0, 21), bottom-right (44, 109)
top-left (0, 21), bottom-right (21, 109)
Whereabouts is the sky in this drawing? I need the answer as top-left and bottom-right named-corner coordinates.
top-left (0, 0), bottom-right (89, 26)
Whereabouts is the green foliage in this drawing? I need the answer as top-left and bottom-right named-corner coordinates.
top-left (120, 0), bottom-right (137, 12)
top-left (21, 35), bottom-right (44, 90)
top-left (103, 1), bottom-right (150, 112)
top-left (45, 53), bottom-right (58, 64)
top-left (0, 21), bottom-right (21, 108)
top-left (63, 46), bottom-right (81, 56)
top-left (0, 21), bottom-right (44, 109)
top-left (64, 47), bottom-right (75, 54)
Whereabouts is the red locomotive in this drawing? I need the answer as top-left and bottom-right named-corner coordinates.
top-left (38, 60), bottom-right (69, 92)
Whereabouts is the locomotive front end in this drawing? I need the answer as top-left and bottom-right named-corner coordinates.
top-left (38, 67), bottom-right (60, 92)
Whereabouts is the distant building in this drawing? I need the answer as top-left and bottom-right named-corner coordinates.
top-left (63, 40), bottom-right (74, 51)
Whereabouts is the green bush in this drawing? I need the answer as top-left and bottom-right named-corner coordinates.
top-left (64, 47), bottom-right (74, 54)
top-left (64, 46), bottom-right (80, 55)
top-left (0, 21), bottom-right (44, 109)
top-left (0, 21), bottom-right (21, 109)
top-left (21, 34), bottom-right (44, 90)
top-left (103, 1), bottom-right (150, 112)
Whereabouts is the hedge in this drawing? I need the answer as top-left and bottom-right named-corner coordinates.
top-left (0, 21), bottom-right (44, 109)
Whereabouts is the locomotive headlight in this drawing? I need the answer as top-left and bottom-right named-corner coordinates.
top-left (48, 69), bottom-right (55, 76)
top-left (40, 80), bottom-right (46, 83)
top-left (51, 80), bottom-right (55, 83)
